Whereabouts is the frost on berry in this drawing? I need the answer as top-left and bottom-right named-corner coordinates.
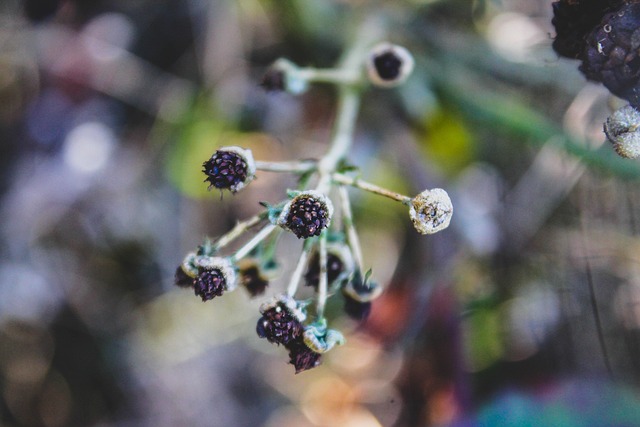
top-left (409, 188), bottom-right (453, 235)
top-left (202, 146), bottom-right (256, 193)
top-left (277, 191), bottom-right (334, 239)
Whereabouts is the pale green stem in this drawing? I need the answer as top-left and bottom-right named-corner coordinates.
top-left (231, 224), bottom-right (276, 262)
top-left (214, 213), bottom-right (265, 251)
top-left (255, 160), bottom-right (317, 173)
top-left (333, 173), bottom-right (412, 204)
top-left (296, 68), bottom-right (361, 85)
top-left (316, 231), bottom-right (329, 320)
top-left (338, 186), bottom-right (364, 274)
top-left (286, 243), bottom-right (312, 297)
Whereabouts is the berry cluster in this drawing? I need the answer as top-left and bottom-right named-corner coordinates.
top-left (174, 40), bottom-right (453, 373)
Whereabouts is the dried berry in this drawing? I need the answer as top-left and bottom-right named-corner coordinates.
top-left (366, 43), bottom-right (415, 88)
top-left (287, 338), bottom-right (322, 374)
top-left (202, 146), bottom-right (255, 193)
top-left (238, 259), bottom-right (269, 297)
top-left (260, 68), bottom-right (286, 92)
top-left (256, 295), bottom-right (306, 346)
top-left (343, 295), bottom-right (372, 321)
top-left (277, 191), bottom-right (334, 239)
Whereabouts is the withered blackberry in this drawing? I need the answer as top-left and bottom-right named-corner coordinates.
top-left (238, 259), bottom-right (269, 297)
top-left (580, 3), bottom-right (640, 107)
top-left (256, 295), bottom-right (306, 346)
top-left (260, 68), bottom-right (285, 92)
top-left (202, 146), bottom-right (255, 193)
top-left (277, 191), bottom-right (333, 239)
top-left (551, 0), bottom-right (623, 59)
top-left (287, 338), bottom-right (322, 374)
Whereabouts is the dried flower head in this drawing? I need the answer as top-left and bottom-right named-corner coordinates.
top-left (366, 43), bottom-right (415, 88)
top-left (256, 294), bottom-right (306, 346)
top-left (604, 104), bottom-right (640, 158)
top-left (193, 256), bottom-right (237, 302)
top-left (409, 188), bottom-right (453, 235)
top-left (304, 243), bottom-right (354, 290)
top-left (277, 190), bottom-right (334, 239)
top-left (202, 146), bottom-right (256, 193)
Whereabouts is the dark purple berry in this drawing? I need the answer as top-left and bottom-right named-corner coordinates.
top-left (551, 0), bottom-right (623, 59)
top-left (194, 267), bottom-right (226, 301)
top-left (284, 195), bottom-right (331, 239)
top-left (287, 339), bottom-right (322, 374)
top-left (343, 295), bottom-right (372, 321)
top-left (240, 264), bottom-right (269, 297)
top-left (202, 149), bottom-right (250, 193)
top-left (373, 51), bottom-right (403, 81)
top-left (580, 3), bottom-right (640, 107)
top-left (257, 303), bottom-right (304, 346)
top-left (260, 68), bottom-right (285, 92)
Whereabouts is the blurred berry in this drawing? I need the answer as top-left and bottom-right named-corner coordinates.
top-left (287, 338), bottom-right (322, 374)
top-left (194, 267), bottom-right (226, 301)
top-left (304, 252), bottom-right (345, 290)
top-left (260, 68), bottom-right (286, 92)
top-left (238, 260), bottom-right (269, 297)
top-left (343, 295), bottom-right (372, 321)
top-left (366, 43), bottom-right (415, 88)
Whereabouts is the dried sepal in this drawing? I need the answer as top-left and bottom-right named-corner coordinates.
top-left (604, 104), bottom-right (640, 159)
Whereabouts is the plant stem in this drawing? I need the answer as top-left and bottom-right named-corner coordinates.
top-left (296, 68), bottom-right (361, 85)
top-left (338, 186), bottom-right (365, 275)
top-left (231, 224), bottom-right (277, 262)
top-left (333, 173), bottom-right (412, 204)
top-left (255, 160), bottom-right (317, 173)
top-left (286, 242), bottom-right (312, 297)
top-left (316, 231), bottom-right (329, 319)
top-left (214, 213), bottom-right (266, 251)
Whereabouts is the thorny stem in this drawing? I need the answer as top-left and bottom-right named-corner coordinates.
top-left (231, 224), bottom-right (277, 262)
top-left (286, 241), bottom-right (312, 297)
top-left (316, 232), bottom-right (329, 319)
top-left (255, 160), bottom-right (317, 173)
top-left (214, 213), bottom-right (266, 251)
top-left (333, 173), bottom-right (412, 204)
top-left (338, 186), bottom-right (365, 276)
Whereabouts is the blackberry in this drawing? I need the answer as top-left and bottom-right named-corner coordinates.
top-left (286, 338), bottom-right (322, 374)
top-left (202, 146), bottom-right (255, 193)
top-left (277, 191), bottom-right (333, 239)
top-left (551, 0), bottom-right (623, 59)
top-left (191, 256), bottom-right (237, 302)
top-left (256, 295), bottom-right (306, 346)
top-left (580, 3), bottom-right (640, 107)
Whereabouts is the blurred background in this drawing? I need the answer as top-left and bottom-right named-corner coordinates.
top-left (2, 0), bottom-right (640, 426)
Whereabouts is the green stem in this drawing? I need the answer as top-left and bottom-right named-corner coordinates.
top-left (231, 224), bottom-right (276, 262)
top-left (214, 213), bottom-right (266, 251)
top-left (333, 173), bottom-right (412, 204)
top-left (255, 160), bottom-right (317, 173)
top-left (316, 231), bottom-right (329, 320)
top-left (286, 241), bottom-right (313, 297)
top-left (338, 186), bottom-right (365, 275)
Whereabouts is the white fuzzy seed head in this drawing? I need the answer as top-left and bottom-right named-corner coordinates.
top-left (195, 256), bottom-right (238, 291)
top-left (604, 105), bottom-right (640, 159)
top-left (409, 188), bottom-right (453, 235)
